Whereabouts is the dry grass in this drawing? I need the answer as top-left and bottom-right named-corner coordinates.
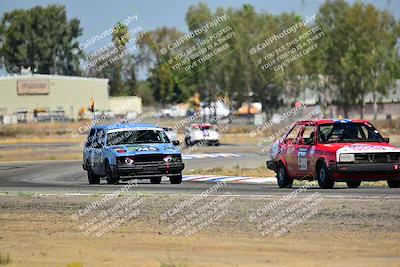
top-left (0, 252), bottom-right (11, 265)
top-left (0, 121), bottom-right (89, 137)
top-left (0, 136), bottom-right (83, 144)
top-left (0, 148), bottom-right (82, 162)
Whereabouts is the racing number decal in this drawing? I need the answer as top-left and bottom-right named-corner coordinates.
top-left (297, 149), bottom-right (308, 171)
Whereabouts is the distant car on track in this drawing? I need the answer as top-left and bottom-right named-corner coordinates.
top-left (267, 119), bottom-right (400, 189)
top-left (160, 105), bottom-right (187, 118)
top-left (162, 127), bottom-right (178, 143)
top-left (82, 124), bottom-right (184, 185)
top-left (185, 123), bottom-right (220, 146)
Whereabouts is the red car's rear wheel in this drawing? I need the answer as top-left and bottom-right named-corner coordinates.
top-left (387, 180), bottom-right (400, 188)
top-left (346, 181), bottom-right (361, 188)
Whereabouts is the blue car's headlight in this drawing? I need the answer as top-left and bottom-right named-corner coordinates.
top-left (163, 155), bottom-right (173, 163)
top-left (125, 157), bottom-right (135, 165)
top-left (163, 155), bottom-right (182, 163)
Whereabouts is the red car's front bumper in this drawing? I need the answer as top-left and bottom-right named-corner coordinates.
top-left (329, 162), bottom-right (400, 181)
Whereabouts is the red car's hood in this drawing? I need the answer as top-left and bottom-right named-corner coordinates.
top-left (318, 142), bottom-right (400, 153)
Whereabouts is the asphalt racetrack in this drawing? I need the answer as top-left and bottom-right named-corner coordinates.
top-left (1, 154), bottom-right (399, 198)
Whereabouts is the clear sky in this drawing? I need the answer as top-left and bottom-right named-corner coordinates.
top-left (0, 0), bottom-right (398, 77)
top-left (1, 0), bottom-right (398, 43)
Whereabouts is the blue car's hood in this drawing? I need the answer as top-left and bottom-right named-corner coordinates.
top-left (108, 143), bottom-right (180, 156)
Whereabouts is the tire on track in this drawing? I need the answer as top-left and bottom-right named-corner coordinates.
top-left (346, 181), bottom-right (361, 188)
top-left (387, 180), bottom-right (400, 188)
top-left (87, 168), bottom-right (100, 184)
top-left (276, 162), bottom-right (293, 188)
top-left (105, 161), bottom-right (119, 184)
top-left (150, 177), bottom-right (162, 184)
top-left (317, 161), bottom-right (334, 189)
top-left (169, 175), bottom-right (182, 184)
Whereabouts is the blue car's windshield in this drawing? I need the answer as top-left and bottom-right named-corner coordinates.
top-left (107, 130), bottom-right (170, 146)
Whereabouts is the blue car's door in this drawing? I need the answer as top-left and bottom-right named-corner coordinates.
top-left (84, 128), bottom-right (96, 170)
top-left (92, 129), bottom-right (106, 175)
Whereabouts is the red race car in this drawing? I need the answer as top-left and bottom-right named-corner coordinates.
top-left (267, 119), bottom-right (400, 189)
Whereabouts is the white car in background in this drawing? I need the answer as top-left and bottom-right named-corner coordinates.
top-left (185, 123), bottom-right (220, 146)
top-left (161, 106), bottom-right (187, 118)
top-left (163, 127), bottom-right (178, 143)
top-left (200, 100), bottom-right (231, 120)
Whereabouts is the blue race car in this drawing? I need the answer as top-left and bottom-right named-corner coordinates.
top-left (82, 123), bottom-right (184, 184)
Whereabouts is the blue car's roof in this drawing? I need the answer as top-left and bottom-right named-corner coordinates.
top-left (92, 123), bottom-right (162, 130)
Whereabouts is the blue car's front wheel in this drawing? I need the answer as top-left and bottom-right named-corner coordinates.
top-left (105, 161), bottom-right (119, 184)
top-left (87, 168), bottom-right (100, 184)
top-left (150, 177), bottom-right (162, 184)
top-left (169, 175), bottom-right (182, 184)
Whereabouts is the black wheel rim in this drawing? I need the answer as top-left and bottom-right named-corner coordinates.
top-left (106, 164), bottom-right (112, 180)
top-left (319, 168), bottom-right (325, 182)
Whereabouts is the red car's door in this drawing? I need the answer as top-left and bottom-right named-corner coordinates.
top-left (282, 124), bottom-right (303, 177)
top-left (293, 125), bottom-right (317, 178)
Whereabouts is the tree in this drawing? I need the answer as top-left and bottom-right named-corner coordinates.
top-left (88, 21), bottom-right (138, 96)
top-left (109, 22), bottom-right (130, 96)
top-left (318, 0), bottom-right (399, 118)
top-left (0, 5), bottom-right (82, 75)
top-left (317, 0), bottom-right (352, 117)
top-left (184, 3), bottom-right (303, 111)
top-left (124, 58), bottom-right (137, 96)
top-left (137, 27), bottom-right (191, 104)
top-left (135, 80), bottom-right (154, 106)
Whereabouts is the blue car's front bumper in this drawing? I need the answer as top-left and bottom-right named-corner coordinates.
top-left (116, 160), bottom-right (184, 178)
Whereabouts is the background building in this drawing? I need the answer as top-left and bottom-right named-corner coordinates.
top-left (0, 74), bottom-right (142, 123)
top-left (109, 96), bottom-right (142, 116)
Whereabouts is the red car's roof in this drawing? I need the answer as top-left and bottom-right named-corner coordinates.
top-left (191, 123), bottom-right (212, 128)
top-left (296, 119), bottom-right (370, 125)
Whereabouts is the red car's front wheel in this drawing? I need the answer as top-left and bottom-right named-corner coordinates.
top-left (277, 163), bottom-right (293, 188)
top-left (317, 163), bottom-right (334, 189)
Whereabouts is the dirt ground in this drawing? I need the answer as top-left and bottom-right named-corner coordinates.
top-left (0, 193), bottom-right (399, 267)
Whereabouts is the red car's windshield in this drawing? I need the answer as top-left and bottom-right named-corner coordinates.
top-left (318, 122), bottom-right (384, 143)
